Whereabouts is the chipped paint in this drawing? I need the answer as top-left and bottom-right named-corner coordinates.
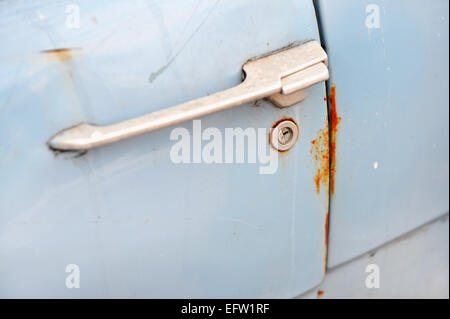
top-left (328, 85), bottom-right (340, 195)
top-left (40, 48), bottom-right (82, 62)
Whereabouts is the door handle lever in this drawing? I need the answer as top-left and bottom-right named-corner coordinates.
top-left (49, 41), bottom-right (328, 151)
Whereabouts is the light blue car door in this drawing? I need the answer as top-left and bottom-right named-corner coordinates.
top-left (315, 0), bottom-right (449, 267)
top-left (0, 0), bottom-right (329, 297)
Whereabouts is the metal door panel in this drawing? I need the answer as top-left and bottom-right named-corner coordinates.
top-left (0, 0), bottom-right (328, 297)
top-left (315, 0), bottom-right (449, 267)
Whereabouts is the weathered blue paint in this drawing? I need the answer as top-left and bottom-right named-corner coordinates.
top-left (316, 0), bottom-right (449, 267)
top-left (0, 0), bottom-right (328, 297)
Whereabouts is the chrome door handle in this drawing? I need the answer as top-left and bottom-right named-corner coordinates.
top-left (49, 41), bottom-right (328, 151)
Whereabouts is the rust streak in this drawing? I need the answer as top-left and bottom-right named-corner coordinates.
top-left (325, 211), bottom-right (329, 246)
top-left (310, 125), bottom-right (329, 194)
top-left (329, 85), bottom-right (340, 195)
top-left (40, 48), bottom-right (82, 61)
top-left (323, 210), bottom-right (330, 272)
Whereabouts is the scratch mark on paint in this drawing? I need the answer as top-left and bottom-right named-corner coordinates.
top-left (148, 0), bottom-right (221, 83)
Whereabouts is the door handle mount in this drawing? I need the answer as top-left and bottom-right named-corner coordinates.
top-left (49, 41), bottom-right (328, 151)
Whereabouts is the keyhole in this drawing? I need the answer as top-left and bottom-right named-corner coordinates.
top-left (278, 127), bottom-right (293, 145)
top-left (270, 119), bottom-right (299, 152)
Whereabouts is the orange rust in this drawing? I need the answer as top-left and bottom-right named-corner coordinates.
top-left (328, 86), bottom-right (340, 195)
top-left (310, 125), bottom-right (329, 194)
top-left (269, 117), bottom-right (299, 153)
top-left (40, 48), bottom-right (82, 61)
top-left (323, 210), bottom-right (329, 272)
top-left (317, 290), bottom-right (325, 297)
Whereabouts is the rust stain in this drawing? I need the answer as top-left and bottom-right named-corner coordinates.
top-left (269, 117), bottom-right (299, 153)
top-left (311, 87), bottom-right (339, 273)
top-left (324, 210), bottom-right (329, 270)
top-left (40, 48), bottom-right (82, 61)
top-left (310, 125), bottom-right (329, 194)
top-left (328, 86), bottom-right (340, 195)
top-left (317, 290), bottom-right (325, 297)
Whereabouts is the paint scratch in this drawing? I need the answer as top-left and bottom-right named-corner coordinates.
top-left (148, 0), bottom-right (221, 83)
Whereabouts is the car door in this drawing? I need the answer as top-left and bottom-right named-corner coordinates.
top-left (0, 0), bottom-right (329, 297)
top-left (315, 0), bottom-right (449, 268)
